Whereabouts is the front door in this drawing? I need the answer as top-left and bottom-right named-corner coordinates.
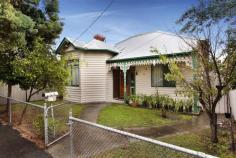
top-left (113, 67), bottom-right (135, 99)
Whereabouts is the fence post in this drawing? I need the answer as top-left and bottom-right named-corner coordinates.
top-left (69, 109), bottom-right (73, 158)
top-left (50, 104), bottom-right (56, 138)
top-left (44, 103), bottom-right (48, 146)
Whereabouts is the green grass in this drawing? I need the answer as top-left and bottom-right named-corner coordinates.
top-left (97, 128), bottom-right (236, 158)
top-left (98, 104), bottom-right (192, 128)
top-left (97, 141), bottom-right (194, 158)
top-left (158, 129), bottom-right (236, 158)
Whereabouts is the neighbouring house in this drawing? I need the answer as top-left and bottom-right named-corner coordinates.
top-left (56, 31), bottom-right (198, 111)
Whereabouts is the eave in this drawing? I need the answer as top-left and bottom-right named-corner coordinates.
top-left (106, 51), bottom-right (192, 64)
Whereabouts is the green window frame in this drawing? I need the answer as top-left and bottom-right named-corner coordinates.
top-left (67, 60), bottom-right (80, 87)
top-left (151, 65), bottom-right (176, 87)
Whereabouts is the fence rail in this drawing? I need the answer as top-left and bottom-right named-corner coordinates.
top-left (0, 95), bottom-right (218, 158)
top-left (63, 116), bottom-right (218, 158)
top-left (69, 117), bottom-right (217, 158)
top-left (0, 95), bottom-right (45, 147)
top-left (0, 95), bottom-right (74, 148)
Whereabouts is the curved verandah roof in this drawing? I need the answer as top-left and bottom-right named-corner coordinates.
top-left (107, 31), bottom-right (195, 68)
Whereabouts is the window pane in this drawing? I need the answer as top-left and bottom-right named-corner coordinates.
top-left (72, 65), bottom-right (79, 86)
top-left (156, 65), bottom-right (163, 86)
top-left (151, 65), bottom-right (163, 87)
top-left (68, 60), bottom-right (80, 86)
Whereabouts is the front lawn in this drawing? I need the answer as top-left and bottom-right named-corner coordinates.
top-left (97, 140), bottom-right (194, 158)
top-left (158, 129), bottom-right (236, 158)
top-left (98, 104), bottom-right (192, 128)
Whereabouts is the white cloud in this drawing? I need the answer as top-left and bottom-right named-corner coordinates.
top-left (62, 11), bottom-right (112, 20)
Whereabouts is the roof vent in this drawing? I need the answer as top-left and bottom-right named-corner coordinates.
top-left (94, 34), bottom-right (106, 42)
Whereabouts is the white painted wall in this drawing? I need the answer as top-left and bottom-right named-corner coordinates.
top-left (80, 52), bottom-right (113, 103)
top-left (216, 89), bottom-right (236, 119)
top-left (64, 87), bottom-right (81, 102)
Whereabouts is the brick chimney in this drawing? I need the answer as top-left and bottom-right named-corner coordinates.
top-left (94, 34), bottom-right (106, 42)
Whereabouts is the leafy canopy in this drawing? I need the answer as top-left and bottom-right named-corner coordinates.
top-left (13, 38), bottom-right (68, 99)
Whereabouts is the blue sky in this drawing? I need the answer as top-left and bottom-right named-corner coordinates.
top-left (57, 0), bottom-right (198, 46)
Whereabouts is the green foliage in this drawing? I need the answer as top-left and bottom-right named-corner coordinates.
top-left (13, 38), bottom-right (68, 99)
top-left (177, 0), bottom-right (236, 33)
top-left (0, 0), bottom-right (63, 104)
top-left (128, 95), bottom-right (142, 107)
top-left (0, 1), bottom-right (35, 85)
top-left (169, 0), bottom-right (236, 143)
top-left (11, 0), bottom-right (63, 45)
top-left (33, 115), bottom-right (60, 138)
top-left (127, 94), bottom-right (193, 114)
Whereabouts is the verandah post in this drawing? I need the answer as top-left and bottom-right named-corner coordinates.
top-left (123, 64), bottom-right (127, 103)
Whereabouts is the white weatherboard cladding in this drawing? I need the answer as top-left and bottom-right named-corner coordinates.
top-left (80, 52), bottom-right (113, 103)
top-left (135, 64), bottom-right (193, 99)
top-left (64, 87), bottom-right (81, 102)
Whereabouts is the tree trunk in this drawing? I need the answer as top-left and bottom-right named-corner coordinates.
top-left (210, 113), bottom-right (218, 143)
top-left (18, 92), bottom-right (32, 125)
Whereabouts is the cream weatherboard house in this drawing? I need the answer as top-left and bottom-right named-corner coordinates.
top-left (56, 31), bottom-right (197, 111)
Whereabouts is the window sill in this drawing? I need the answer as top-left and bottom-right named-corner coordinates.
top-left (151, 86), bottom-right (176, 88)
top-left (67, 85), bottom-right (80, 88)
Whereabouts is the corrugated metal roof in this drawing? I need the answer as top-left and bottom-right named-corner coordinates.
top-left (110, 31), bottom-right (195, 60)
top-left (65, 37), bottom-right (120, 54)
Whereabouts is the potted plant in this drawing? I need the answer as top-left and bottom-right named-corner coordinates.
top-left (129, 95), bottom-right (140, 107)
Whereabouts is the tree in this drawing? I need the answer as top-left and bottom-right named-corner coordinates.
top-left (177, 0), bottom-right (236, 34)
top-left (0, 0), bottom-right (35, 113)
top-left (0, 0), bottom-right (63, 115)
top-left (13, 38), bottom-right (68, 123)
top-left (11, 0), bottom-right (63, 46)
top-left (158, 0), bottom-right (236, 143)
top-left (14, 38), bottom-right (68, 102)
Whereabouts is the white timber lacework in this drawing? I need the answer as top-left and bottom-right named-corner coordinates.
top-left (108, 56), bottom-right (192, 69)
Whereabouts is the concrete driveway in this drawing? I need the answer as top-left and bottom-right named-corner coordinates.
top-left (0, 123), bottom-right (52, 158)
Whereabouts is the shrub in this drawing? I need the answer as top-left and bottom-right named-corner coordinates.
top-left (127, 94), bottom-right (194, 114)
top-left (128, 95), bottom-right (141, 107)
top-left (33, 115), bottom-right (60, 138)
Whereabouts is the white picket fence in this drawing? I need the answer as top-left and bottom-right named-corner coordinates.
top-left (216, 89), bottom-right (236, 118)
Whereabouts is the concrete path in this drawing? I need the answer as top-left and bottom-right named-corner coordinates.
top-left (79, 103), bottom-right (109, 123)
top-left (47, 103), bottom-right (110, 158)
top-left (0, 123), bottom-right (52, 158)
